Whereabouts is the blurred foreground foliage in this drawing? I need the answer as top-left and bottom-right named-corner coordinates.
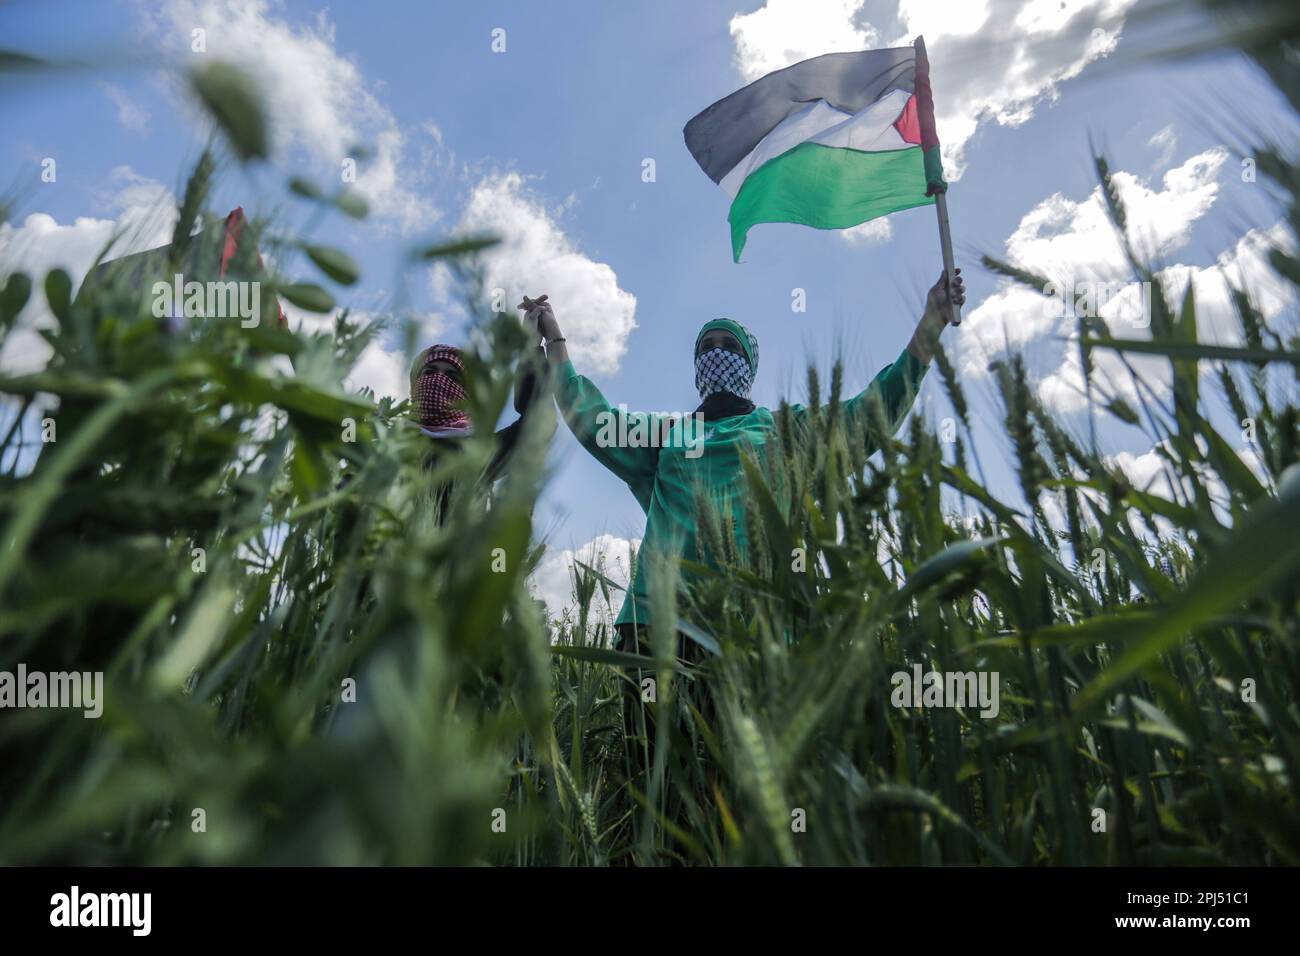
top-left (1, 4), bottom-right (1298, 864)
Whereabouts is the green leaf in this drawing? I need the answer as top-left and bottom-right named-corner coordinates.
top-left (1122, 696), bottom-right (1191, 747)
top-left (301, 244), bottom-right (360, 286)
top-left (190, 61), bottom-right (268, 162)
top-left (979, 253), bottom-right (1053, 293)
top-left (572, 558), bottom-right (626, 594)
top-left (0, 368), bottom-right (178, 594)
top-left (1002, 608), bottom-right (1160, 649)
top-left (1105, 397), bottom-right (1140, 425)
top-left (0, 272), bottom-right (32, 330)
top-left (1200, 421), bottom-right (1269, 504)
top-left (550, 644), bottom-right (658, 669)
top-left (334, 190), bottom-right (369, 220)
top-left (209, 363), bottom-right (372, 423)
top-left (412, 235), bottom-right (500, 260)
top-left (898, 537), bottom-right (999, 602)
top-left (676, 618), bottom-right (720, 656)
top-left (0, 50), bottom-right (49, 73)
top-left (289, 438), bottom-right (330, 496)
top-left (278, 282), bottom-right (335, 314)
top-left (1170, 285), bottom-right (1200, 443)
top-left (152, 581), bottom-right (238, 691)
top-left (43, 269), bottom-right (72, 322)
top-left (242, 321), bottom-right (303, 357)
top-left (1075, 463), bottom-right (1300, 711)
top-left (864, 783), bottom-right (1016, 866)
top-left (288, 177), bottom-right (323, 200)
top-left (1083, 337), bottom-right (1300, 366)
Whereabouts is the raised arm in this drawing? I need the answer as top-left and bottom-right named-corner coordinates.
top-left (904, 267), bottom-right (964, 366)
top-left (486, 345), bottom-right (555, 483)
top-left (817, 268), bottom-right (964, 454)
top-left (521, 296), bottom-right (661, 502)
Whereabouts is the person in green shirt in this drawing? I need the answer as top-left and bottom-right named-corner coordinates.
top-left (524, 269), bottom-right (964, 646)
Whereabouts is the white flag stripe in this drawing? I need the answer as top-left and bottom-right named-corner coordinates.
top-left (719, 88), bottom-right (913, 199)
top-left (720, 100), bottom-right (852, 198)
top-left (811, 88), bottom-right (912, 152)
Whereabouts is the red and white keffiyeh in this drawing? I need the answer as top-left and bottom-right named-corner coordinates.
top-left (412, 344), bottom-right (471, 431)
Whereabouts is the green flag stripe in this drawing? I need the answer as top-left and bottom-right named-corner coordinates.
top-left (728, 141), bottom-right (934, 261)
top-left (923, 144), bottom-right (947, 194)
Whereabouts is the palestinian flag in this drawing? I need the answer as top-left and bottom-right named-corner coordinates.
top-left (684, 38), bottom-right (946, 261)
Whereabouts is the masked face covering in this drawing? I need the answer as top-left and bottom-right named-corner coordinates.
top-left (694, 318), bottom-right (759, 400)
top-left (411, 344), bottom-right (471, 431)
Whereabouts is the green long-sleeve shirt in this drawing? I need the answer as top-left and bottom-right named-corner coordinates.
top-left (554, 349), bottom-right (927, 627)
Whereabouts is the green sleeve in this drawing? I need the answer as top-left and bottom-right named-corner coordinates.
top-left (553, 360), bottom-right (662, 508)
top-left (842, 347), bottom-right (928, 455)
top-left (786, 349), bottom-right (927, 454)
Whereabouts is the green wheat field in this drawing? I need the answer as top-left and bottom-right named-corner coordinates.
top-left (1, 1), bottom-right (1297, 865)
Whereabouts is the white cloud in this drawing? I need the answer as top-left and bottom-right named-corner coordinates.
top-left (0, 327), bottom-right (53, 380)
top-left (1002, 148), bottom-right (1227, 279)
top-left (278, 301), bottom-right (446, 402)
top-left (449, 173), bottom-right (638, 375)
top-left (146, 0), bottom-right (436, 231)
top-left (1035, 331), bottom-right (1168, 414)
top-left (1035, 221), bottom-right (1295, 413)
top-left (0, 173), bottom-right (175, 467)
top-left (843, 217), bottom-right (893, 244)
top-left (1108, 444), bottom-right (1175, 495)
top-left (101, 82), bottom-right (152, 133)
top-left (0, 174), bottom-right (421, 403)
top-left (1148, 124), bottom-right (1177, 167)
top-left (1188, 222), bottom-right (1296, 343)
top-left (728, 0), bottom-right (1136, 178)
top-left (730, 0), bottom-right (884, 83)
top-left (0, 170), bottom-right (176, 376)
top-left (530, 533), bottom-right (640, 622)
top-left (951, 149), bottom-right (1294, 419)
top-left (1105, 440), bottom-right (1233, 524)
top-left (345, 339), bottom-right (408, 400)
top-left (958, 148), bottom-right (1228, 382)
top-left (957, 283), bottom-right (1062, 378)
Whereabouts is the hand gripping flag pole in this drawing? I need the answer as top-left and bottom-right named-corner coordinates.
top-left (934, 191), bottom-right (961, 326)
top-left (914, 36), bottom-right (960, 327)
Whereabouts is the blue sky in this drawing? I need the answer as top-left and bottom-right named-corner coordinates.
top-left (2, 0), bottom-right (1295, 614)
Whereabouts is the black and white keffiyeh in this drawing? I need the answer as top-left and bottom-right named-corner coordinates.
top-left (695, 346), bottom-right (754, 400)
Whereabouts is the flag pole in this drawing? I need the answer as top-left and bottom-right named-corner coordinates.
top-left (914, 36), bottom-right (960, 327)
top-left (934, 191), bottom-right (960, 327)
